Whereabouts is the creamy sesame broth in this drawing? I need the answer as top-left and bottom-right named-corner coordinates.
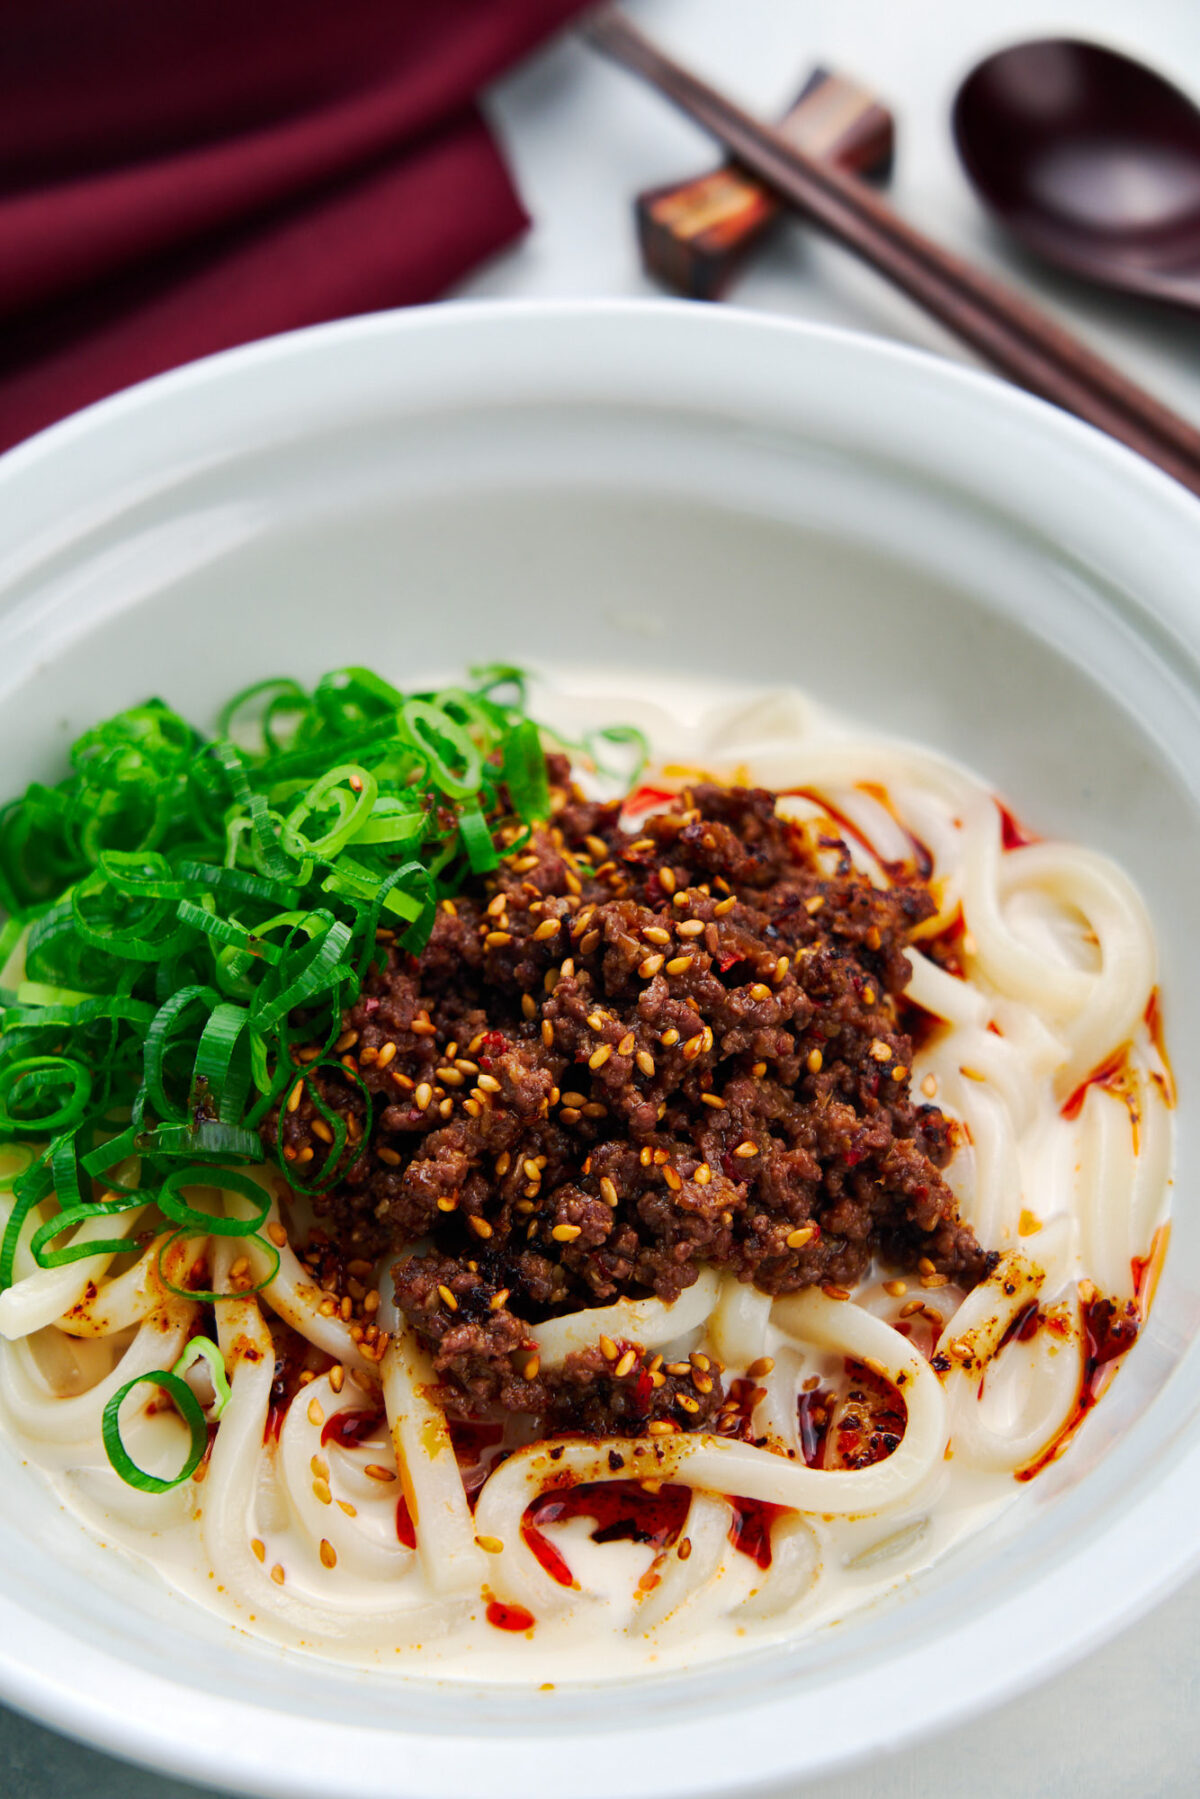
top-left (0, 675), bottom-right (1171, 1680)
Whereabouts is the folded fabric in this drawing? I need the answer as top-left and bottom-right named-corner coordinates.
top-left (0, 0), bottom-right (590, 451)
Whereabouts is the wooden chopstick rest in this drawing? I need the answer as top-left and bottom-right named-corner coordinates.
top-left (636, 68), bottom-right (895, 299)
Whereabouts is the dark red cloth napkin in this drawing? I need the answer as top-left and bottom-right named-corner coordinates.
top-left (0, 0), bottom-right (590, 452)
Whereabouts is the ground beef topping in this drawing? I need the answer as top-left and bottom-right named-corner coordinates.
top-left (267, 766), bottom-right (993, 1431)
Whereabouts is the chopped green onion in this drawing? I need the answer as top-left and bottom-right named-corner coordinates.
top-left (0, 664), bottom-right (644, 1295)
top-left (171, 1335), bottom-right (232, 1419)
top-left (101, 1367), bottom-right (208, 1493)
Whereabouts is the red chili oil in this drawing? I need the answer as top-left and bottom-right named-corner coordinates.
top-left (522, 1480), bottom-right (692, 1589)
top-left (486, 1600), bottom-right (535, 1633)
top-left (857, 780), bottom-right (936, 878)
top-left (622, 784), bottom-right (678, 821)
top-left (1018, 1287), bottom-right (1143, 1481)
top-left (727, 1497), bottom-right (788, 1569)
top-left (321, 1407), bottom-right (385, 1450)
top-left (828, 1372), bottom-right (906, 1471)
top-left (997, 800), bottom-right (1040, 851)
top-left (1144, 990), bottom-right (1177, 1106)
top-left (449, 1418), bottom-right (507, 1502)
top-left (1060, 1045), bottom-right (1135, 1122)
top-left (264, 1320), bottom-right (333, 1442)
top-left (797, 1387), bottom-right (831, 1467)
top-left (396, 1495), bottom-right (417, 1549)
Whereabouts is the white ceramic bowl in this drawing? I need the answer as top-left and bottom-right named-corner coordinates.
top-left (0, 300), bottom-right (1199, 1799)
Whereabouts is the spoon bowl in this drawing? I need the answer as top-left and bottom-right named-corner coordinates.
top-left (953, 38), bottom-right (1200, 310)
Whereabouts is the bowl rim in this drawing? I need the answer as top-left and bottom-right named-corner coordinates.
top-left (1, 295), bottom-right (1199, 1799)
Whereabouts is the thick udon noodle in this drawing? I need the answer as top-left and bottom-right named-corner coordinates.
top-left (0, 693), bottom-right (1172, 1674)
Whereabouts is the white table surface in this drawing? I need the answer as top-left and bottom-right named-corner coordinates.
top-left (6, 2), bottom-right (1200, 1793)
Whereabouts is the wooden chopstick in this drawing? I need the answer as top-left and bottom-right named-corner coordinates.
top-left (584, 8), bottom-right (1200, 501)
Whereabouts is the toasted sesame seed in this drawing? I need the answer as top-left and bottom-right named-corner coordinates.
top-left (286, 1081), bottom-right (303, 1114)
top-left (318, 1539), bottom-right (337, 1569)
top-left (411, 1082), bottom-right (432, 1112)
top-left (296, 1146), bottom-right (314, 1165)
top-left (884, 1279), bottom-right (908, 1298)
top-left (665, 955), bottom-right (692, 976)
top-left (251, 1538), bottom-right (265, 1562)
top-left (660, 1028), bottom-right (680, 1047)
top-left (267, 1221), bottom-right (288, 1248)
top-left (476, 1073), bottom-right (501, 1095)
top-left (822, 1284), bottom-right (851, 1301)
top-left (639, 954), bottom-right (665, 978)
top-left (436, 1195), bottom-right (459, 1213)
top-left (533, 917), bottom-right (561, 943)
top-left (676, 1393), bottom-right (700, 1414)
top-left (312, 1477), bottom-right (332, 1506)
top-left (714, 896), bottom-right (736, 916)
top-left (617, 1032), bottom-right (635, 1057)
top-left (805, 895), bottom-right (825, 915)
top-left (614, 1349), bottom-right (637, 1379)
top-left (438, 1284), bottom-right (458, 1310)
top-left (921, 1272), bottom-right (950, 1289)
top-left (733, 1140), bottom-right (759, 1159)
top-left (560, 957), bottom-right (575, 978)
top-left (694, 1163), bottom-right (712, 1185)
top-left (485, 931), bottom-right (513, 948)
top-left (310, 1119), bottom-right (333, 1146)
top-left (599, 1335), bottom-right (619, 1361)
top-left (635, 1049), bottom-right (656, 1078)
top-left (372, 1042), bottom-right (396, 1071)
top-left (328, 1365), bottom-right (345, 1394)
top-left (521, 994), bottom-right (538, 1020)
top-left (589, 1043), bottom-right (613, 1070)
top-left (648, 1419), bottom-right (677, 1436)
top-left (552, 1223), bottom-right (582, 1242)
top-left (476, 1534), bottom-right (505, 1555)
top-left (436, 1067), bottom-right (464, 1087)
top-left (644, 926), bottom-right (672, 946)
top-left (662, 1165), bottom-right (682, 1192)
top-left (522, 1354), bottom-right (541, 1381)
top-left (746, 1357), bottom-right (775, 1379)
top-left (271, 1564), bottom-right (285, 1586)
top-left (870, 1039), bottom-right (893, 1062)
top-left (862, 987), bottom-right (876, 1006)
top-left (701, 1093), bottom-right (726, 1109)
top-left (749, 982), bottom-right (771, 1001)
top-left (541, 1021), bottom-right (555, 1050)
top-left (364, 1464), bottom-right (396, 1483)
top-left (891, 1064), bottom-right (908, 1082)
top-left (297, 1046), bottom-right (322, 1064)
top-left (677, 919), bottom-right (704, 939)
top-left (376, 1145), bottom-right (401, 1167)
top-left (787, 1225), bottom-right (816, 1249)
top-left (456, 1058), bottom-right (479, 1076)
top-left (468, 1215), bottom-right (494, 1240)
top-left (600, 1176), bottom-right (619, 1207)
top-left (307, 1397), bottom-right (324, 1427)
top-left (693, 1373), bottom-right (713, 1394)
top-left (774, 955), bottom-right (790, 982)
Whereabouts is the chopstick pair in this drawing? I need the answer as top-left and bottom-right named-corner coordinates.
top-left (586, 8), bottom-right (1200, 502)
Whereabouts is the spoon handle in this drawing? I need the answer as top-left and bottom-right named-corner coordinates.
top-left (586, 9), bottom-right (1200, 501)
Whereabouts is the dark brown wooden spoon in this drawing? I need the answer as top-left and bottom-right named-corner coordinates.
top-left (953, 38), bottom-right (1200, 311)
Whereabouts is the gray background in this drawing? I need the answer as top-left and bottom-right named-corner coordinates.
top-left (6, 0), bottom-right (1200, 1791)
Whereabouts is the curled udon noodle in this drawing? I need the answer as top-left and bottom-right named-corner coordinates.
top-left (474, 1290), bottom-right (946, 1620)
